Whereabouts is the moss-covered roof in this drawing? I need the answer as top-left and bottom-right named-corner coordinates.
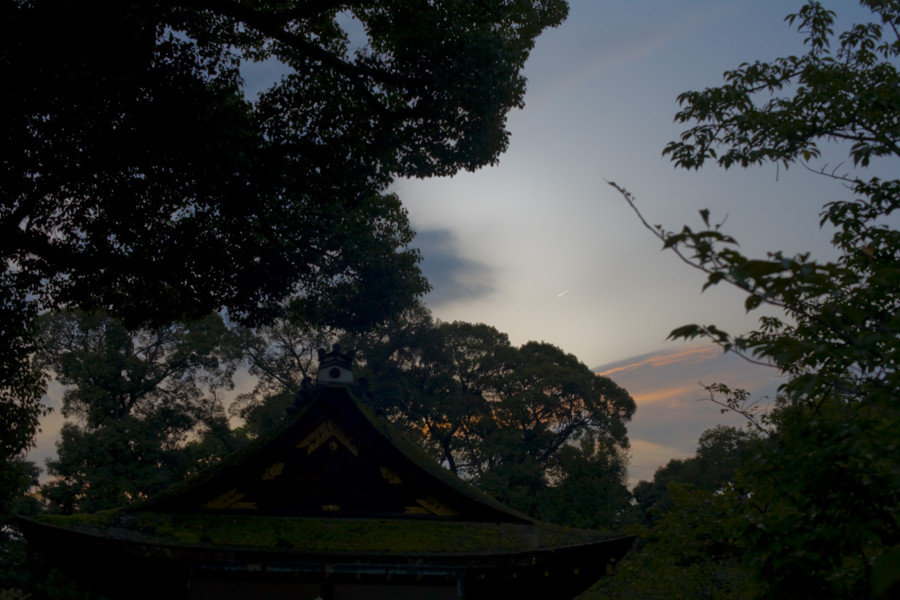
top-left (31, 511), bottom-right (623, 557)
top-left (25, 381), bottom-right (630, 563)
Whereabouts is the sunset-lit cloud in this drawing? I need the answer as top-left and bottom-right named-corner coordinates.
top-left (597, 345), bottom-right (718, 378)
top-left (596, 343), bottom-right (778, 487)
top-left (631, 384), bottom-right (703, 406)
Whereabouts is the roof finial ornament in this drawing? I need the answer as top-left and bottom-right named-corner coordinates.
top-left (316, 344), bottom-right (354, 385)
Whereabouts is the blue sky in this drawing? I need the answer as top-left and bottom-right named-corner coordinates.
top-left (393, 0), bottom-right (877, 484)
top-left (28, 1), bottom-right (879, 487)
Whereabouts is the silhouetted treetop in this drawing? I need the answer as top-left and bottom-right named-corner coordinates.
top-left (2, 0), bottom-right (567, 328)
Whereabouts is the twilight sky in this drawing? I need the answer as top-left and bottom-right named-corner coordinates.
top-left (393, 0), bottom-right (876, 484)
top-left (28, 1), bottom-right (878, 487)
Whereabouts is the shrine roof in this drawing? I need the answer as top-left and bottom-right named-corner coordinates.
top-left (22, 365), bottom-right (633, 568)
top-left (131, 383), bottom-right (530, 522)
top-left (28, 511), bottom-right (625, 558)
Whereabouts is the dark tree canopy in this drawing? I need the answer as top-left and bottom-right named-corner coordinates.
top-left (353, 311), bottom-right (637, 527)
top-left (0, 0), bottom-right (568, 481)
top-left (2, 0), bottom-right (566, 327)
top-left (592, 427), bottom-right (763, 600)
top-left (225, 318), bottom-right (337, 434)
top-left (36, 310), bottom-right (236, 513)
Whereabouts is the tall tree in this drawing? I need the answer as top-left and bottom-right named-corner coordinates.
top-left (37, 311), bottom-right (235, 513)
top-left (356, 314), bottom-right (509, 476)
top-left (613, 1), bottom-right (900, 596)
top-left (1, 0), bottom-right (567, 467)
top-left (357, 311), bottom-right (636, 527)
top-left (473, 341), bottom-right (635, 523)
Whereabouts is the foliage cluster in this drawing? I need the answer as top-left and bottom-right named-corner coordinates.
top-left (609, 1), bottom-right (900, 597)
top-left (35, 311), bottom-right (238, 514)
top-left (631, 425), bottom-right (762, 525)
top-left (580, 426), bottom-right (760, 600)
top-left (352, 308), bottom-right (636, 529)
top-left (1, 0), bottom-right (568, 510)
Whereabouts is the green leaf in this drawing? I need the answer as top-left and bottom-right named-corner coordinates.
top-left (668, 324), bottom-right (703, 340)
top-left (873, 545), bottom-right (900, 597)
top-left (744, 294), bottom-right (763, 311)
top-left (699, 208), bottom-right (711, 226)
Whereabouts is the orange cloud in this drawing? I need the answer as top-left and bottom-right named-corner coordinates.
top-left (632, 384), bottom-right (703, 405)
top-left (597, 344), bottom-right (718, 377)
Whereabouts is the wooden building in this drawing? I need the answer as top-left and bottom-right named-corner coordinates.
top-left (20, 347), bottom-right (631, 599)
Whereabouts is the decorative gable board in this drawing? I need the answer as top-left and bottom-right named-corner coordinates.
top-left (143, 386), bottom-right (526, 523)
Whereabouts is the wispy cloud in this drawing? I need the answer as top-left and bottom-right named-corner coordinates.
top-left (598, 343), bottom-right (778, 487)
top-left (597, 345), bottom-right (718, 377)
top-left (413, 228), bottom-right (496, 307)
top-left (526, 2), bottom-right (740, 107)
top-left (632, 383), bottom-right (704, 405)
